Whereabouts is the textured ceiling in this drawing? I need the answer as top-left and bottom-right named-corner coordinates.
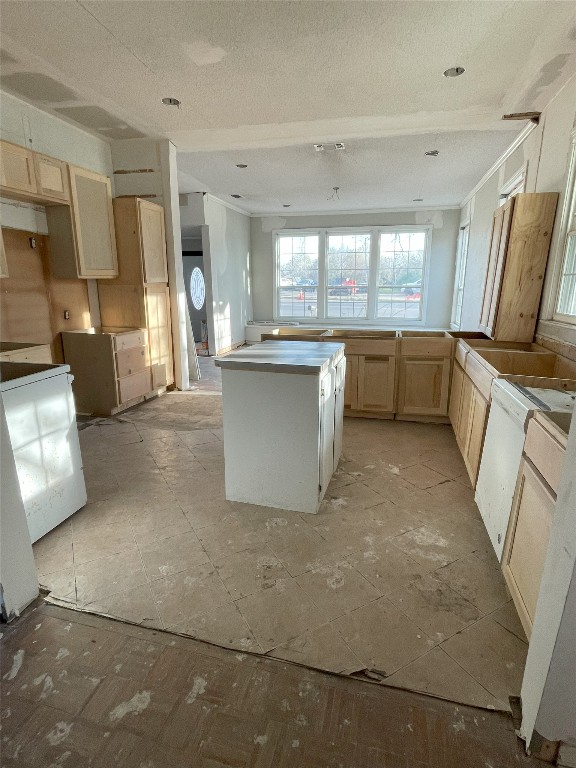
top-left (177, 130), bottom-right (521, 213)
top-left (1, 1), bottom-right (575, 211)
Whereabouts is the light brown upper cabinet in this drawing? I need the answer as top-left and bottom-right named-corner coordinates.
top-left (0, 140), bottom-right (37, 197)
top-left (111, 197), bottom-right (168, 284)
top-left (479, 193), bottom-right (558, 342)
top-left (46, 166), bottom-right (118, 279)
top-left (33, 153), bottom-right (69, 203)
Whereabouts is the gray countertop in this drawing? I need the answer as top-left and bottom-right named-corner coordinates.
top-left (215, 341), bottom-right (345, 375)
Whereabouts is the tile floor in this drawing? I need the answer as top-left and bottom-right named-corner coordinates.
top-left (0, 601), bottom-right (541, 768)
top-left (33, 358), bottom-right (528, 713)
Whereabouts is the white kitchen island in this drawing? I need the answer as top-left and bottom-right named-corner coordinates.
top-left (215, 341), bottom-right (345, 514)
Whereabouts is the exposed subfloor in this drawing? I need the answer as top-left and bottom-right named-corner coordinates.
top-left (0, 601), bottom-right (541, 768)
top-left (32, 358), bottom-right (528, 713)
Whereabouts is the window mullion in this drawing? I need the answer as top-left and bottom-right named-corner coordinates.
top-left (318, 230), bottom-right (327, 320)
top-left (367, 228), bottom-right (379, 319)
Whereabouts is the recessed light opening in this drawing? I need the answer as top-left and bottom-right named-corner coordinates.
top-left (443, 67), bottom-right (465, 78)
top-left (236, 163), bottom-right (248, 168)
top-left (283, 204), bottom-right (291, 208)
top-left (413, 198), bottom-right (423, 202)
top-left (231, 194), bottom-right (242, 199)
top-left (425, 150), bottom-right (439, 157)
top-left (161, 97), bottom-right (181, 106)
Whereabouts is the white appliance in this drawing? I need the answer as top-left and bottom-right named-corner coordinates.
top-left (475, 379), bottom-right (576, 560)
top-left (1, 362), bottom-right (87, 543)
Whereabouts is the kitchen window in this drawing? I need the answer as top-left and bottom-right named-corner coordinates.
top-left (554, 134), bottom-right (576, 324)
top-left (450, 223), bottom-right (470, 330)
top-left (274, 226), bottom-right (431, 323)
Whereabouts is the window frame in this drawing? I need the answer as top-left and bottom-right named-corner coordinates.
top-left (273, 225), bottom-right (432, 325)
top-left (450, 222), bottom-right (470, 330)
top-left (553, 132), bottom-right (576, 326)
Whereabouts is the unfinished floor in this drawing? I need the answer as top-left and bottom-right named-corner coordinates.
top-left (0, 601), bottom-right (541, 768)
top-left (32, 358), bottom-right (528, 713)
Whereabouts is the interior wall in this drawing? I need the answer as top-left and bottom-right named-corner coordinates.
top-left (250, 209), bottom-right (460, 327)
top-left (203, 196), bottom-right (251, 354)
top-left (459, 74), bottom-right (576, 344)
top-left (0, 228), bottom-right (91, 361)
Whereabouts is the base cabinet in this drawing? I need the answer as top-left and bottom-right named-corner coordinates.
top-left (62, 329), bottom-right (153, 416)
top-left (502, 458), bottom-right (555, 639)
top-left (397, 356), bottom-right (451, 418)
top-left (450, 366), bottom-right (489, 486)
top-left (356, 355), bottom-right (396, 413)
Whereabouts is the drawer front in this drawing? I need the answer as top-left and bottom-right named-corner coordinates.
top-left (117, 369), bottom-right (152, 404)
top-left (338, 338), bottom-right (396, 356)
top-left (116, 346), bottom-right (148, 378)
top-left (465, 353), bottom-right (494, 401)
top-left (113, 330), bottom-right (147, 352)
top-left (455, 341), bottom-right (468, 369)
top-left (0, 346), bottom-right (53, 364)
top-left (524, 418), bottom-right (565, 495)
top-left (399, 337), bottom-right (453, 357)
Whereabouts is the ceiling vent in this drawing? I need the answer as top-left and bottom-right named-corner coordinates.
top-left (314, 143), bottom-right (345, 152)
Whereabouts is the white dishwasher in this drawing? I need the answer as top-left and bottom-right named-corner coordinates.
top-left (475, 379), bottom-right (576, 560)
top-left (1, 362), bottom-right (87, 542)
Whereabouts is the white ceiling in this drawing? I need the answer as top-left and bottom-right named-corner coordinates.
top-left (1, 1), bottom-right (575, 213)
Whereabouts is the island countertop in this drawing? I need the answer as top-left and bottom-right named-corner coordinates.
top-left (215, 340), bottom-right (345, 375)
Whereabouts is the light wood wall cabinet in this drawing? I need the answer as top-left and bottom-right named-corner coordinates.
top-left (0, 140), bottom-right (37, 196)
top-left (33, 154), bottom-right (69, 203)
top-left (479, 193), bottom-right (558, 342)
top-left (97, 197), bottom-right (174, 387)
top-left (62, 329), bottom-right (151, 416)
top-left (46, 166), bottom-right (118, 279)
top-left (397, 333), bottom-right (453, 420)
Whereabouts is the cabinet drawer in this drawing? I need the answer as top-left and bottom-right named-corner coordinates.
top-left (339, 338), bottom-right (396, 356)
top-left (0, 345), bottom-right (53, 364)
top-left (524, 418), bottom-right (565, 495)
top-left (117, 369), bottom-right (151, 404)
top-left (116, 346), bottom-right (148, 378)
top-left (399, 337), bottom-right (453, 356)
top-left (465, 353), bottom-right (494, 401)
top-left (113, 330), bottom-right (147, 352)
top-left (455, 341), bottom-right (468, 369)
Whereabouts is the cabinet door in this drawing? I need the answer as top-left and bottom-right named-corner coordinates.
top-left (139, 200), bottom-right (168, 283)
top-left (397, 357), bottom-right (450, 416)
top-left (69, 166), bottom-right (118, 277)
top-left (0, 141), bottom-right (36, 194)
top-left (457, 373), bottom-right (473, 450)
top-left (344, 354), bottom-right (359, 409)
top-left (502, 458), bottom-right (555, 638)
top-left (333, 358), bottom-right (345, 466)
top-left (464, 386), bottom-right (488, 486)
top-left (449, 361), bottom-right (464, 430)
top-left (357, 355), bottom-right (396, 413)
top-left (145, 284), bottom-right (174, 387)
top-left (480, 198), bottom-right (514, 335)
top-left (319, 368), bottom-right (336, 495)
top-left (33, 154), bottom-right (69, 202)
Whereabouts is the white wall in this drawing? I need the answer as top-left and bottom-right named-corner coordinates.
top-left (459, 75), bottom-right (576, 345)
top-left (0, 90), bottom-right (113, 234)
top-left (250, 209), bottom-right (460, 327)
top-left (202, 196), bottom-right (251, 354)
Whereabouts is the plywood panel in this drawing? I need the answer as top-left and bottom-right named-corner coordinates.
top-left (0, 228), bottom-right (91, 363)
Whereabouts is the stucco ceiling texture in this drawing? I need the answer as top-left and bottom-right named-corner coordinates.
top-left (177, 130), bottom-right (521, 213)
top-left (1, 1), bottom-right (575, 211)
